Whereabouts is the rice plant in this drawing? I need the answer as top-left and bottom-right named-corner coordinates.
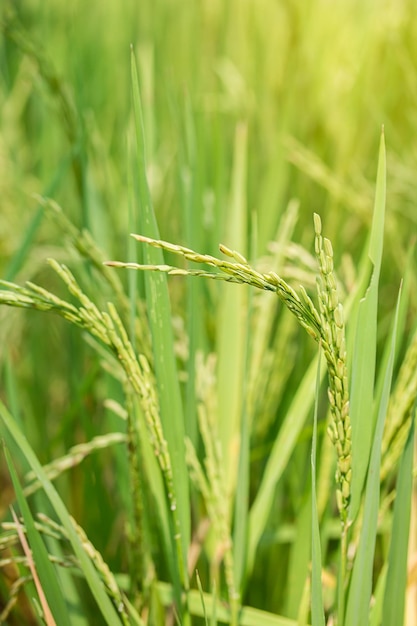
top-left (0, 2), bottom-right (416, 625)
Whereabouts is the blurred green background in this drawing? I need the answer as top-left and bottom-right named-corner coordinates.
top-left (2, 0), bottom-right (417, 257)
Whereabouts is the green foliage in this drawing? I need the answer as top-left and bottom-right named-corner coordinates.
top-left (1, 1), bottom-right (416, 625)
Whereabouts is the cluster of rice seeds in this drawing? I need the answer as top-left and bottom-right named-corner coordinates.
top-left (52, 263), bottom-right (179, 527)
top-left (119, 236), bottom-right (324, 336)
top-left (114, 231), bottom-right (354, 520)
top-left (313, 213), bottom-right (351, 521)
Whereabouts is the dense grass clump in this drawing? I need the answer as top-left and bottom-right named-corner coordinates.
top-left (0, 1), bottom-right (416, 625)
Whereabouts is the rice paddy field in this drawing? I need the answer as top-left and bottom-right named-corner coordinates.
top-left (0, 1), bottom-right (417, 624)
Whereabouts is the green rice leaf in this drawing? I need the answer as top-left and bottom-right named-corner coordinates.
top-left (4, 446), bottom-right (71, 625)
top-left (349, 128), bottom-right (386, 522)
top-left (369, 563), bottom-right (387, 626)
top-left (180, 95), bottom-right (204, 446)
top-left (0, 400), bottom-right (123, 626)
top-left (345, 281), bottom-right (401, 626)
top-left (381, 404), bottom-right (415, 626)
top-left (217, 122), bottom-right (248, 493)
top-left (196, 571), bottom-right (209, 626)
top-left (130, 48), bottom-right (190, 589)
top-left (369, 128), bottom-right (387, 269)
top-left (223, 123), bottom-right (250, 591)
top-left (286, 494), bottom-right (311, 621)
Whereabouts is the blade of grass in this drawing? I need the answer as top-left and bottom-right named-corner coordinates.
top-left (381, 404), bottom-right (415, 626)
top-left (349, 128), bottom-right (386, 522)
top-left (233, 294), bottom-right (251, 594)
top-left (285, 492), bottom-right (312, 620)
top-left (217, 121), bottom-right (248, 495)
top-left (196, 570), bottom-right (209, 626)
top-left (5, 453), bottom-right (72, 626)
top-left (180, 94), bottom-right (205, 446)
top-left (0, 400), bottom-right (123, 626)
top-left (374, 242), bottom-right (413, 414)
top-left (127, 134), bottom-right (139, 352)
top-left (369, 562), bottom-right (387, 626)
top-left (130, 47), bottom-right (190, 592)
top-left (10, 507), bottom-right (57, 626)
top-left (345, 281), bottom-right (402, 626)
top-left (6, 446), bottom-right (68, 625)
top-left (228, 126), bottom-right (251, 595)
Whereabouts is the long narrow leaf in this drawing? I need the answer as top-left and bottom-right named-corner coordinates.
top-left (0, 401), bottom-right (122, 626)
top-left (225, 122), bottom-right (249, 592)
top-left (349, 129), bottom-right (386, 522)
top-left (381, 406), bottom-right (415, 626)
top-left (5, 447), bottom-right (69, 625)
top-left (10, 507), bottom-right (57, 626)
top-left (217, 122), bottom-right (248, 493)
top-left (345, 282), bottom-right (402, 626)
top-left (130, 48), bottom-right (190, 589)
